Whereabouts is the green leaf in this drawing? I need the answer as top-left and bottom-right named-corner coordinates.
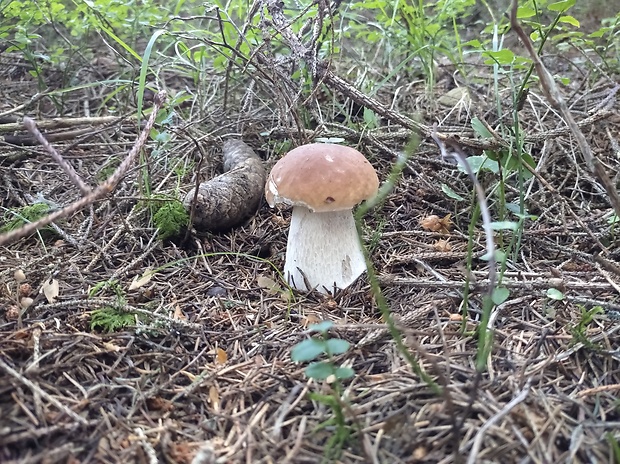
top-left (490, 221), bottom-right (518, 231)
top-left (325, 338), bottom-right (350, 356)
top-left (441, 184), bottom-right (465, 201)
top-left (558, 76), bottom-right (570, 85)
top-left (291, 338), bottom-right (325, 362)
top-left (482, 49), bottom-right (515, 65)
top-left (471, 117), bottom-right (494, 138)
top-left (559, 15), bottom-right (579, 27)
top-left (459, 155), bottom-right (500, 175)
top-left (480, 249), bottom-right (506, 262)
top-left (136, 29), bottom-right (168, 121)
top-left (335, 367), bottom-right (355, 379)
top-left (308, 321), bottom-right (333, 333)
top-left (153, 131), bottom-right (171, 143)
top-left (589, 27), bottom-right (610, 38)
top-left (465, 39), bottom-right (482, 48)
top-left (305, 361), bottom-right (334, 380)
top-left (505, 203), bottom-right (538, 221)
top-left (547, 0), bottom-right (575, 12)
top-left (517, 6), bottom-right (536, 18)
top-left (505, 203), bottom-right (524, 215)
top-left (521, 152), bottom-right (537, 169)
top-left (363, 108), bottom-right (378, 128)
top-left (492, 286), bottom-right (510, 305)
top-left (546, 288), bottom-right (565, 300)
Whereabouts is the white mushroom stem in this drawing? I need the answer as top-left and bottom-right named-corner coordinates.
top-left (284, 206), bottom-right (367, 293)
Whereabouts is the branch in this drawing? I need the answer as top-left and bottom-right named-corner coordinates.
top-left (0, 115), bottom-right (122, 133)
top-left (0, 91), bottom-right (167, 247)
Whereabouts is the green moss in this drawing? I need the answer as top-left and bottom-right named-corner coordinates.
top-left (90, 306), bottom-right (136, 332)
top-left (0, 203), bottom-right (51, 233)
top-left (152, 198), bottom-right (189, 240)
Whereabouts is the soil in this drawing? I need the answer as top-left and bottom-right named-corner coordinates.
top-left (1, 5), bottom-right (620, 464)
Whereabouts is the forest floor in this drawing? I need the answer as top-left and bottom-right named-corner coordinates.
top-left (1, 4), bottom-right (620, 464)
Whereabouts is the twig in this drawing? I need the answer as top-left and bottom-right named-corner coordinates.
top-left (0, 115), bottom-right (123, 133)
top-left (23, 117), bottom-right (92, 195)
top-left (0, 91), bottom-right (167, 247)
top-left (510, 0), bottom-right (620, 217)
top-left (0, 92), bottom-right (47, 119)
top-left (135, 427), bottom-right (158, 464)
top-left (185, 136), bottom-right (206, 243)
top-left (465, 379), bottom-right (532, 464)
top-left (281, 416), bottom-right (307, 464)
top-left (379, 276), bottom-right (618, 292)
top-left (271, 384), bottom-right (306, 440)
top-left (0, 356), bottom-right (89, 426)
top-left (4, 126), bottom-right (100, 146)
top-left (575, 383), bottom-right (620, 398)
top-left (27, 324), bottom-right (44, 422)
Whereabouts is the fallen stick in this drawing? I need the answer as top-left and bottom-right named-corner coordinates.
top-left (0, 115), bottom-right (123, 133)
top-left (4, 127), bottom-right (103, 146)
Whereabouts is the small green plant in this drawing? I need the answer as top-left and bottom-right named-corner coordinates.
top-left (348, 0), bottom-right (474, 91)
top-left (90, 306), bottom-right (137, 332)
top-left (0, 203), bottom-right (51, 233)
top-left (151, 197), bottom-right (189, 240)
top-left (291, 321), bottom-right (355, 461)
top-left (88, 279), bottom-right (140, 332)
top-left (96, 158), bottom-right (120, 183)
top-left (606, 432), bottom-right (620, 463)
top-left (88, 279), bottom-right (123, 298)
top-left (292, 321), bottom-right (355, 381)
top-left (569, 305), bottom-right (605, 347)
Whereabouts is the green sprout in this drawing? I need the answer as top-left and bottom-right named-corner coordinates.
top-left (90, 306), bottom-right (136, 332)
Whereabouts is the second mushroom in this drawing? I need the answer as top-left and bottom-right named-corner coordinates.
top-left (265, 143), bottom-right (379, 294)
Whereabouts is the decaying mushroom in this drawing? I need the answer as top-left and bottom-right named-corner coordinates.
top-left (265, 143), bottom-right (379, 293)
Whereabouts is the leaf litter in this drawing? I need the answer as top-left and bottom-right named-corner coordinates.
top-left (1, 18), bottom-right (620, 464)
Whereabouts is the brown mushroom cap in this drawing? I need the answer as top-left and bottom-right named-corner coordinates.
top-left (265, 143), bottom-right (379, 213)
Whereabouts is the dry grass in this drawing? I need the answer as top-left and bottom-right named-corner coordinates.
top-left (1, 8), bottom-right (620, 463)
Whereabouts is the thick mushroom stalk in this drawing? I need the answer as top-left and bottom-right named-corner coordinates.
top-left (284, 207), bottom-right (366, 293)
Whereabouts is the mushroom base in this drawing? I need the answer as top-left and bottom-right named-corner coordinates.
top-left (284, 207), bottom-right (367, 293)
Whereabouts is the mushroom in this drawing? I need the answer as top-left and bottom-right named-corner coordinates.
top-left (265, 143), bottom-right (379, 293)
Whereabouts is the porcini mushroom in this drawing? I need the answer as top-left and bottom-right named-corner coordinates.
top-left (265, 143), bottom-right (379, 293)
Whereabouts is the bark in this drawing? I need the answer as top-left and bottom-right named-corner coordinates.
top-left (184, 140), bottom-right (266, 232)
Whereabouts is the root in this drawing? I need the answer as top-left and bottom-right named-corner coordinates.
top-left (184, 140), bottom-right (266, 232)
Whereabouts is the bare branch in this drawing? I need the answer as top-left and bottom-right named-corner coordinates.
top-left (0, 115), bottom-right (122, 133)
